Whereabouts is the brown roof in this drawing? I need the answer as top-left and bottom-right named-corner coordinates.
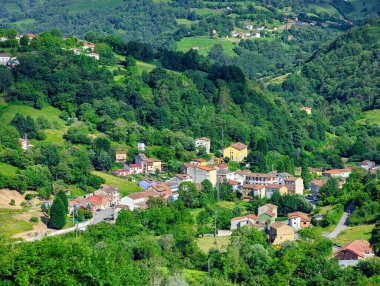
top-left (360, 160), bottom-right (375, 165)
top-left (230, 142), bottom-right (248, 151)
top-left (193, 158), bottom-right (206, 163)
top-left (148, 183), bottom-right (171, 197)
top-left (324, 168), bottom-right (351, 174)
top-left (265, 184), bottom-right (285, 189)
top-left (284, 177), bottom-right (301, 182)
top-left (270, 222), bottom-right (288, 229)
top-left (242, 184), bottom-right (265, 190)
top-left (128, 191), bottom-right (157, 200)
top-left (288, 211), bottom-right (310, 222)
top-left (228, 180), bottom-right (240, 185)
top-left (186, 164), bottom-right (215, 172)
top-left (196, 137), bottom-right (210, 142)
top-left (246, 173), bottom-right (277, 178)
top-left (309, 168), bottom-right (323, 172)
top-left (334, 240), bottom-right (373, 259)
top-left (265, 203), bottom-right (278, 210)
top-left (0, 53), bottom-right (10, 57)
top-left (264, 211), bottom-right (276, 217)
top-left (311, 179), bottom-right (326, 187)
top-left (235, 170), bottom-right (252, 176)
top-left (231, 214), bottom-right (258, 221)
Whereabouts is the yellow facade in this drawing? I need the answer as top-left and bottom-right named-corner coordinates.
top-left (270, 224), bottom-right (295, 245)
top-left (223, 146), bottom-right (248, 162)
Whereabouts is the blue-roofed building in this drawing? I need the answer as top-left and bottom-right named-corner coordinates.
top-left (139, 178), bottom-right (157, 190)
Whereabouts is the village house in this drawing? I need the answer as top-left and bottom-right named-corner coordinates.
top-left (246, 24), bottom-right (254, 30)
top-left (215, 163), bottom-right (228, 170)
top-left (115, 151), bottom-right (127, 162)
top-left (183, 164), bottom-right (217, 186)
top-left (88, 53), bottom-right (100, 60)
top-left (234, 170), bottom-right (252, 185)
top-left (147, 182), bottom-right (172, 200)
top-left (119, 191), bottom-right (157, 211)
top-left (69, 48), bottom-right (82, 55)
top-left (258, 203), bottom-right (278, 223)
top-left (265, 184), bottom-right (288, 198)
top-left (139, 178), bottom-right (157, 190)
top-left (230, 214), bottom-right (259, 230)
top-left (309, 168), bottom-right (323, 176)
top-left (324, 168), bottom-right (351, 178)
top-left (269, 222), bottom-right (295, 245)
top-left (277, 172), bottom-right (293, 184)
top-left (256, 25), bottom-right (266, 31)
top-left (0, 37), bottom-right (8, 42)
top-left (300, 106), bottom-right (312, 115)
top-left (26, 33), bottom-right (36, 40)
top-left (223, 142), bottom-right (248, 162)
top-left (170, 173), bottom-right (193, 185)
top-left (113, 169), bottom-right (129, 177)
top-left (125, 163), bottom-right (142, 174)
top-left (68, 198), bottom-right (91, 214)
top-left (190, 158), bottom-right (207, 166)
top-left (241, 184), bottom-right (266, 199)
top-left (87, 195), bottom-right (109, 211)
top-left (19, 138), bottom-right (34, 151)
top-left (227, 180), bottom-right (240, 191)
top-left (0, 52), bottom-right (11, 66)
top-left (195, 137), bottom-right (211, 154)
top-left (358, 160), bottom-right (375, 171)
top-left (137, 142), bottom-right (145, 151)
top-left (245, 172), bottom-right (278, 185)
top-left (217, 168), bottom-right (235, 183)
top-left (334, 240), bottom-right (374, 266)
top-left (83, 41), bottom-right (95, 51)
top-left (135, 153), bottom-right (162, 173)
top-left (284, 177), bottom-right (304, 195)
top-left (311, 179), bottom-right (326, 198)
top-left (94, 185), bottom-right (120, 205)
top-left (288, 212), bottom-right (311, 230)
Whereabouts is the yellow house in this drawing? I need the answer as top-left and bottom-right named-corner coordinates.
top-left (269, 222), bottom-right (295, 245)
top-left (223, 142), bottom-right (248, 162)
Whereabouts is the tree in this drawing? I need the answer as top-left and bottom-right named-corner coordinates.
top-left (0, 67), bottom-right (13, 93)
top-left (20, 35), bottom-right (29, 47)
top-left (301, 158), bottom-right (311, 189)
top-left (56, 190), bottom-right (69, 214)
top-left (49, 197), bottom-right (66, 229)
top-left (370, 221), bottom-right (380, 256)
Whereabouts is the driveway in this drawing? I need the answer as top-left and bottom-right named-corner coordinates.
top-left (325, 202), bottom-right (355, 239)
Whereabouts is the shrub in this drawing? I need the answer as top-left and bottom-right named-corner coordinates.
top-left (9, 199), bottom-right (15, 206)
top-left (30, 217), bottom-right (39, 223)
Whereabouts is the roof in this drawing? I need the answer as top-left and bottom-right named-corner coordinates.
top-left (229, 142), bottom-right (248, 151)
top-left (186, 164), bottom-right (215, 172)
top-left (279, 172), bottom-right (293, 177)
top-left (231, 214), bottom-right (258, 221)
top-left (128, 164), bottom-right (140, 168)
top-left (288, 211), bottom-right (311, 222)
top-left (263, 203), bottom-right (278, 210)
top-left (195, 137), bottom-right (210, 142)
top-left (324, 168), bottom-right (351, 174)
top-left (265, 184), bottom-right (285, 189)
top-left (193, 158), bottom-right (206, 163)
top-left (228, 180), bottom-right (240, 185)
top-left (235, 170), bottom-right (252, 176)
top-left (334, 240), bottom-right (373, 259)
top-left (242, 184), bottom-right (265, 190)
top-left (127, 191), bottom-right (157, 200)
top-left (149, 183), bottom-right (171, 196)
top-left (360, 160), bottom-right (375, 165)
top-left (270, 222), bottom-right (288, 229)
top-left (87, 196), bottom-right (103, 205)
top-left (284, 177), bottom-right (301, 182)
top-left (246, 173), bottom-right (277, 178)
top-left (217, 169), bottom-right (233, 175)
top-left (174, 173), bottom-right (192, 180)
top-left (216, 164), bottom-right (228, 169)
top-left (0, 53), bottom-right (10, 57)
top-left (309, 168), bottom-right (323, 172)
top-left (311, 179), bottom-right (326, 187)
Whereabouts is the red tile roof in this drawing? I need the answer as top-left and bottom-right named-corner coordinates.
top-left (228, 180), bottom-right (240, 185)
top-left (193, 158), bottom-right (206, 163)
top-left (128, 191), bottom-right (157, 200)
top-left (284, 177), bottom-right (301, 182)
top-left (231, 214), bottom-right (258, 221)
top-left (324, 168), bottom-right (351, 174)
top-left (88, 196), bottom-right (103, 205)
top-left (334, 240), bottom-right (373, 259)
top-left (288, 211), bottom-right (310, 222)
top-left (270, 222), bottom-right (288, 229)
top-left (242, 184), bottom-right (265, 190)
top-left (230, 142), bottom-right (248, 151)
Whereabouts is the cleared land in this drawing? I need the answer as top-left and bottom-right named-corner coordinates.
top-left (0, 162), bottom-right (18, 176)
top-left (176, 36), bottom-right (239, 57)
top-left (333, 224), bottom-right (375, 246)
top-left (92, 171), bottom-right (142, 197)
top-left (197, 236), bottom-right (230, 253)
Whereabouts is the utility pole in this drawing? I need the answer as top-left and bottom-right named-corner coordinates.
top-left (214, 210), bottom-right (217, 245)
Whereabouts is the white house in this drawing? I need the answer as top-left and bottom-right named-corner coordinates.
top-left (246, 25), bottom-right (254, 30)
top-left (183, 164), bottom-right (217, 186)
top-left (230, 214), bottom-right (258, 230)
top-left (195, 137), bottom-right (211, 154)
top-left (137, 142), bottom-right (145, 151)
top-left (0, 53), bottom-right (11, 66)
top-left (359, 160), bottom-right (375, 171)
top-left (119, 191), bottom-right (157, 211)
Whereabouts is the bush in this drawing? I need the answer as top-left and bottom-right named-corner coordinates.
top-left (9, 199), bottom-right (15, 206)
top-left (30, 217), bottom-right (39, 223)
top-left (24, 193), bottom-right (35, 201)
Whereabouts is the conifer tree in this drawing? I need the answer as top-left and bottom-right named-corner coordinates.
top-left (56, 190), bottom-right (69, 214)
top-left (49, 197), bottom-right (66, 229)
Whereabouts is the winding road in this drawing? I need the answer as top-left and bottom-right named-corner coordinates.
top-left (324, 202), bottom-right (355, 239)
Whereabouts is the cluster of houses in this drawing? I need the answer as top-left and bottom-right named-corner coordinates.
top-left (0, 33), bottom-right (36, 42)
top-left (68, 185), bottom-right (120, 214)
top-left (0, 52), bottom-right (19, 68)
top-left (231, 31), bottom-right (261, 39)
top-left (230, 203), bottom-right (310, 244)
top-left (68, 41), bottom-right (99, 60)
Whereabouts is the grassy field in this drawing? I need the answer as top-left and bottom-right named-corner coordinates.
top-left (136, 60), bottom-right (157, 74)
top-left (0, 162), bottom-right (18, 176)
top-left (190, 8), bottom-right (223, 16)
top-left (176, 18), bottom-right (196, 26)
top-left (176, 36), bottom-right (239, 57)
top-left (197, 236), bottom-right (230, 253)
top-left (92, 171), bottom-right (142, 197)
top-left (0, 208), bottom-right (33, 238)
top-left (333, 224), bottom-right (375, 246)
top-left (357, 109), bottom-right (380, 126)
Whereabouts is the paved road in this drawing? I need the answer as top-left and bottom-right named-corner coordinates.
top-left (325, 202), bottom-right (355, 239)
top-left (23, 207), bottom-right (114, 242)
